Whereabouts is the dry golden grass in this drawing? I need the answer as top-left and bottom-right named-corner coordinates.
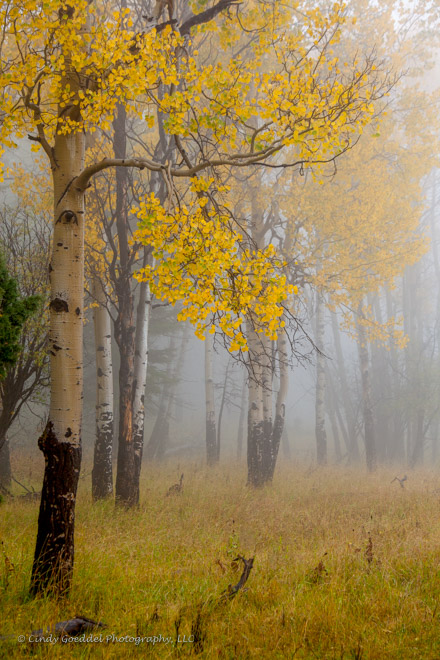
top-left (2, 460), bottom-right (440, 658)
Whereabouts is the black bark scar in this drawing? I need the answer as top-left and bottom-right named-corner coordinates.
top-left (56, 177), bottom-right (76, 207)
top-left (55, 210), bottom-right (78, 225)
top-left (50, 298), bottom-right (69, 313)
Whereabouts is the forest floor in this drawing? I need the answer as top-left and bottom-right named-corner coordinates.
top-left (1, 459), bottom-right (440, 658)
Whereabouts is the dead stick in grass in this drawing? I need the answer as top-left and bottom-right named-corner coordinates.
top-left (0, 617), bottom-right (105, 642)
top-left (31, 617), bottom-right (105, 637)
top-left (220, 555), bottom-right (254, 601)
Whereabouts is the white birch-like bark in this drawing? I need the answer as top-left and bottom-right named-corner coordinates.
top-left (147, 326), bottom-right (190, 460)
top-left (261, 333), bottom-right (273, 447)
top-left (205, 327), bottom-right (217, 465)
top-left (31, 127), bottom-right (86, 594)
top-left (246, 321), bottom-right (264, 486)
top-left (145, 337), bottom-right (175, 461)
top-left (236, 373), bottom-right (247, 460)
top-left (268, 328), bottom-right (289, 477)
top-left (247, 181), bottom-right (269, 485)
top-left (216, 359), bottom-right (230, 462)
top-left (384, 286), bottom-right (405, 461)
top-left (357, 304), bottom-right (377, 472)
top-left (331, 311), bottom-right (359, 460)
top-left (315, 291), bottom-right (327, 465)
top-left (49, 133), bottom-right (86, 446)
top-left (324, 364), bottom-right (343, 463)
top-left (132, 268), bottom-right (152, 491)
top-left (92, 276), bottom-right (114, 500)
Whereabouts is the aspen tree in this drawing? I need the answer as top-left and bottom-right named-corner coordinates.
top-left (91, 276), bottom-right (114, 500)
top-left (0, 0), bottom-right (389, 591)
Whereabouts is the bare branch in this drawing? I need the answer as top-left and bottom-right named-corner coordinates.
top-left (179, 0), bottom-right (242, 36)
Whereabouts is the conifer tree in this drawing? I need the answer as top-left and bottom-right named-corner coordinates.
top-left (0, 254), bottom-right (40, 381)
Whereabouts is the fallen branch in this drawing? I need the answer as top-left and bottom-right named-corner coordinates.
top-left (0, 477), bottom-right (40, 502)
top-left (391, 475), bottom-right (407, 489)
top-left (0, 617), bottom-right (105, 642)
top-left (31, 616), bottom-right (105, 637)
top-left (220, 555), bottom-right (254, 601)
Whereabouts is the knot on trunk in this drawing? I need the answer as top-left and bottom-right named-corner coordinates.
top-left (50, 298), bottom-right (69, 313)
top-left (56, 210), bottom-right (78, 225)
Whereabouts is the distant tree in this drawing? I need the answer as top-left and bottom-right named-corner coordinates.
top-left (0, 209), bottom-right (47, 489)
top-left (0, 254), bottom-right (40, 382)
top-left (0, 0), bottom-right (390, 594)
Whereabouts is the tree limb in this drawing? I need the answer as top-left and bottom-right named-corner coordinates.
top-left (179, 0), bottom-right (242, 36)
top-left (220, 555), bottom-right (254, 601)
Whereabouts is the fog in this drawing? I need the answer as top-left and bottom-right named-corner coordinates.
top-left (2, 0), bottom-right (440, 493)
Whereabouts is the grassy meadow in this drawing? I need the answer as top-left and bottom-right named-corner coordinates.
top-left (1, 458), bottom-right (440, 658)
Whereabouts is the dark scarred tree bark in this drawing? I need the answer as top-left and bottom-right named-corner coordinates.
top-left (112, 102), bottom-right (138, 507)
top-left (114, 288), bottom-right (137, 505)
top-left (31, 423), bottom-right (81, 595)
top-left (246, 325), bottom-right (288, 486)
top-left (0, 435), bottom-right (11, 490)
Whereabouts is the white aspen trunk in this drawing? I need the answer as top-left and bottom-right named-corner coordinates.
top-left (357, 303), bottom-right (377, 473)
top-left (315, 291), bottom-right (328, 465)
top-left (205, 328), bottom-right (217, 465)
top-left (246, 322), bottom-right (264, 486)
top-left (324, 365), bottom-right (343, 463)
top-left (236, 373), bottom-right (247, 460)
top-left (158, 327), bottom-right (190, 459)
top-left (432, 418), bottom-right (439, 464)
top-left (267, 329), bottom-right (289, 479)
top-left (216, 359), bottom-right (230, 462)
top-left (402, 269), bottom-right (415, 463)
top-left (91, 276), bottom-right (114, 500)
top-left (147, 327), bottom-right (189, 460)
top-left (247, 180), bottom-right (270, 486)
top-left (133, 266), bottom-right (152, 499)
top-left (146, 335), bottom-right (176, 460)
top-left (281, 426), bottom-right (291, 460)
top-left (371, 293), bottom-right (392, 462)
top-left (261, 333), bottom-right (273, 474)
top-left (31, 128), bottom-right (86, 594)
top-left (146, 386), bottom-right (169, 460)
top-left (406, 266), bottom-right (425, 468)
top-left (385, 286), bottom-right (405, 462)
top-left (331, 311), bottom-right (359, 461)
top-left (49, 136), bottom-right (85, 445)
